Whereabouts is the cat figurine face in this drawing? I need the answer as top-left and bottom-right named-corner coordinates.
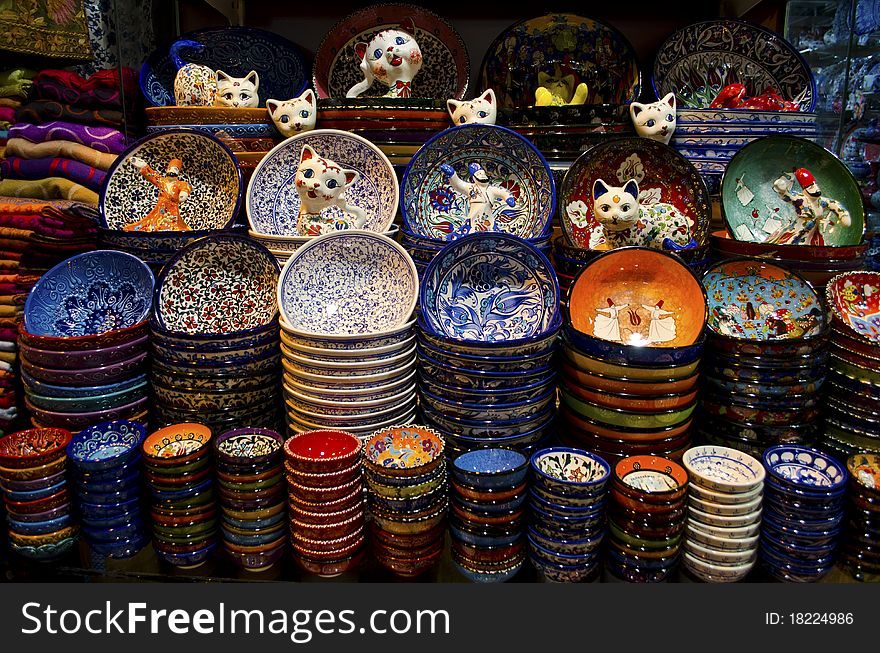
top-left (294, 145), bottom-right (367, 235)
top-left (267, 89), bottom-right (316, 138)
top-left (630, 93), bottom-right (677, 145)
top-left (214, 70), bottom-right (260, 108)
top-left (447, 89), bottom-right (496, 125)
top-left (593, 178), bottom-right (641, 235)
top-left (346, 28), bottom-right (423, 99)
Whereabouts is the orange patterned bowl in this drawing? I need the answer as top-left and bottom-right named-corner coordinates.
top-left (0, 428), bottom-right (72, 469)
top-left (613, 455), bottom-right (689, 502)
top-left (142, 423), bottom-right (212, 465)
top-left (363, 425), bottom-right (444, 479)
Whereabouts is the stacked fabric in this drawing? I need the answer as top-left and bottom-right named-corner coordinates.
top-left (0, 69), bottom-right (37, 168)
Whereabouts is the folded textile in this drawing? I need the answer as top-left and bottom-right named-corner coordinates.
top-left (0, 215), bottom-right (91, 238)
top-left (1, 157), bottom-right (106, 192)
top-left (0, 305), bottom-right (19, 317)
top-left (0, 70), bottom-right (37, 87)
top-left (9, 121), bottom-right (130, 154)
top-left (0, 107), bottom-right (14, 123)
top-left (0, 342), bottom-right (15, 352)
top-left (35, 69), bottom-right (137, 92)
top-left (0, 122), bottom-right (9, 131)
top-left (6, 139), bottom-right (116, 171)
top-left (32, 69), bottom-right (141, 112)
top-left (0, 295), bottom-right (26, 306)
top-left (0, 99), bottom-right (21, 109)
top-left (16, 100), bottom-right (127, 129)
top-left (0, 260), bottom-right (19, 270)
top-left (0, 178), bottom-right (98, 204)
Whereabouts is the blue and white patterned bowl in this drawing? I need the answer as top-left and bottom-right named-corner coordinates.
top-left (530, 447), bottom-right (610, 497)
top-left (280, 317), bottom-right (416, 350)
top-left (683, 445), bottom-right (765, 494)
top-left (419, 375), bottom-right (557, 407)
top-left (416, 340), bottom-right (556, 374)
top-left (418, 347), bottom-right (556, 390)
top-left (24, 251), bottom-right (155, 338)
top-left (763, 445), bottom-right (848, 493)
top-left (278, 231), bottom-right (417, 337)
top-left (247, 129), bottom-right (398, 236)
top-left (416, 312), bottom-right (563, 357)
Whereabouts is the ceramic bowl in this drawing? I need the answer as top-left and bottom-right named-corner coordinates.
top-left (826, 272), bottom-right (880, 345)
top-left (613, 455), bottom-right (689, 500)
top-left (682, 445), bottom-right (765, 494)
top-left (688, 481), bottom-right (763, 507)
top-left (420, 233), bottom-right (558, 342)
top-left (0, 428), bottom-right (72, 469)
top-left (416, 337), bottom-right (557, 374)
top-left (688, 504), bottom-right (762, 529)
top-left (362, 425), bottom-right (444, 478)
top-left (682, 549), bottom-right (754, 583)
top-left (66, 420), bottom-right (146, 472)
top-left (562, 350), bottom-right (695, 383)
top-left (213, 428), bottom-right (283, 467)
top-left (142, 423), bottom-right (212, 463)
top-left (763, 445), bottom-right (848, 493)
top-left (283, 429), bottom-right (361, 474)
top-left (689, 492), bottom-right (763, 517)
top-left (530, 447), bottom-right (610, 497)
top-left (560, 388), bottom-right (696, 430)
top-left (418, 348), bottom-right (557, 390)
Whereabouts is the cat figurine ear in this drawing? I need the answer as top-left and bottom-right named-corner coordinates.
top-left (623, 178), bottom-right (640, 199)
top-left (299, 144), bottom-right (316, 164)
top-left (342, 168), bottom-right (360, 186)
top-left (593, 178), bottom-right (611, 200)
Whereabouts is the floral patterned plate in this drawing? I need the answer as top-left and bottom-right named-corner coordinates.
top-left (312, 3), bottom-right (469, 100)
top-left (558, 137), bottom-right (710, 250)
top-left (24, 250), bottom-right (154, 338)
top-left (247, 129), bottom-right (398, 236)
top-left (100, 128), bottom-right (242, 232)
top-left (363, 425), bottom-right (444, 472)
top-left (401, 124), bottom-right (555, 241)
top-left (155, 235), bottom-right (280, 335)
top-left (702, 258), bottom-right (826, 342)
top-left (479, 13), bottom-right (640, 109)
top-left (420, 233), bottom-right (559, 342)
top-left (277, 231), bottom-right (418, 337)
top-left (826, 272), bottom-right (880, 345)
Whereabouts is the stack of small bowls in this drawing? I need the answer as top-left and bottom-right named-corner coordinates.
top-left (417, 233), bottom-right (562, 457)
top-left (840, 453), bottom-right (880, 580)
top-left (561, 248), bottom-right (706, 464)
top-left (66, 420), bottom-right (148, 561)
top-left (284, 429), bottom-right (366, 577)
top-left (760, 445), bottom-right (848, 582)
top-left (527, 447), bottom-right (609, 583)
top-left (606, 455), bottom-right (689, 582)
top-left (822, 272), bottom-right (880, 459)
top-left (449, 448), bottom-right (529, 583)
top-left (681, 445), bottom-right (765, 582)
top-left (142, 423), bottom-right (218, 569)
top-left (214, 427), bottom-right (286, 572)
top-left (277, 232), bottom-right (419, 440)
top-left (364, 425), bottom-right (448, 578)
top-left (0, 427), bottom-right (77, 561)
top-left (699, 259), bottom-right (829, 458)
top-left (19, 251), bottom-right (154, 431)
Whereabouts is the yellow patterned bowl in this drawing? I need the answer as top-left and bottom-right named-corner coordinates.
top-left (363, 425), bottom-right (445, 479)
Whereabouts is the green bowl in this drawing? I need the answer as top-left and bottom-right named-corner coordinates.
top-left (832, 357), bottom-right (880, 386)
top-left (560, 388), bottom-right (696, 429)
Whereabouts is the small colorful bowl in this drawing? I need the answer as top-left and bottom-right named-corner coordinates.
top-left (283, 429), bottom-right (361, 474)
top-left (142, 423), bottom-right (212, 463)
top-left (451, 448), bottom-right (529, 490)
top-left (530, 447), bottom-right (610, 498)
top-left (66, 420), bottom-right (146, 472)
top-left (0, 428), bottom-right (72, 469)
top-left (682, 445), bottom-right (765, 495)
top-left (363, 425), bottom-right (444, 478)
top-left (763, 445), bottom-right (848, 494)
top-left (613, 455), bottom-right (688, 500)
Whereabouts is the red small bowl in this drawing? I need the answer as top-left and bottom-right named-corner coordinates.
top-left (290, 529), bottom-right (365, 561)
top-left (284, 430), bottom-right (361, 473)
top-left (287, 475), bottom-right (362, 504)
top-left (613, 456), bottom-right (688, 500)
top-left (289, 497), bottom-right (363, 526)
top-left (290, 511), bottom-right (365, 541)
top-left (5, 487), bottom-right (70, 514)
top-left (292, 548), bottom-right (365, 577)
top-left (287, 487), bottom-right (363, 515)
top-left (284, 459), bottom-right (361, 488)
top-left (0, 456), bottom-right (67, 481)
top-left (0, 428), bottom-right (71, 469)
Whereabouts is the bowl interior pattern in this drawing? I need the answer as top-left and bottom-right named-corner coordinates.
top-left (532, 447), bottom-right (610, 486)
top-left (143, 423), bottom-right (212, 459)
top-left (364, 425), bottom-right (444, 471)
top-left (826, 272), bottom-right (880, 344)
top-left (67, 421), bottom-right (146, 464)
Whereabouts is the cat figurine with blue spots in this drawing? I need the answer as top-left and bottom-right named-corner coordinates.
top-left (447, 89), bottom-right (496, 125)
top-left (294, 145), bottom-right (366, 236)
top-left (267, 89), bottom-right (316, 138)
top-left (630, 93), bottom-right (677, 145)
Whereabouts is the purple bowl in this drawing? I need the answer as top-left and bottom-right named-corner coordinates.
top-left (18, 320), bottom-right (150, 353)
top-left (19, 335), bottom-right (149, 370)
top-left (26, 396), bottom-right (150, 431)
top-left (0, 469), bottom-right (67, 492)
top-left (6, 502), bottom-right (72, 522)
top-left (20, 351), bottom-right (149, 386)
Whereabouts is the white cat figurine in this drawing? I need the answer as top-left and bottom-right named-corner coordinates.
top-left (267, 89), bottom-right (316, 137)
top-left (630, 93), bottom-right (677, 145)
top-left (447, 89), bottom-right (497, 125)
top-left (346, 27), bottom-right (423, 99)
top-left (592, 178), bottom-right (695, 250)
top-left (294, 145), bottom-right (366, 236)
top-left (215, 70), bottom-right (260, 108)
top-left (171, 40), bottom-right (217, 106)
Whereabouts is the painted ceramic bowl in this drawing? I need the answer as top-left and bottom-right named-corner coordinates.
top-left (363, 425), bottom-right (444, 478)
top-left (451, 448), bottom-right (528, 490)
top-left (763, 445), bottom-right (848, 493)
top-left (847, 453), bottom-right (880, 498)
top-left (278, 231), bottom-right (417, 337)
top-left (100, 129), bottom-right (242, 232)
top-left (20, 335), bottom-right (149, 371)
top-left (826, 272), bottom-right (880, 345)
top-left (480, 13), bottom-right (639, 108)
top-left (401, 124), bottom-right (554, 240)
top-left (0, 428), bottom-right (72, 469)
top-left (682, 446), bottom-right (765, 495)
top-left (213, 428), bottom-right (284, 467)
top-left (420, 233), bottom-right (558, 342)
top-left (17, 319), bottom-right (149, 355)
top-left (142, 423), bottom-right (212, 463)
top-left (154, 234), bottom-right (279, 335)
top-left (284, 429), bottom-right (361, 474)
top-left (66, 421), bottom-right (146, 472)
top-left (530, 447), bottom-right (610, 498)
top-left (279, 317), bottom-right (416, 350)
top-left (558, 138), bottom-right (711, 250)
top-left (23, 251), bottom-right (154, 339)
top-left (613, 455), bottom-right (688, 501)
top-left (721, 136), bottom-right (864, 247)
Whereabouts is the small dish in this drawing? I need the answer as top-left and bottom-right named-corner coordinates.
top-left (763, 445), bottom-right (848, 492)
top-left (451, 448), bottom-right (528, 489)
top-left (142, 423), bottom-right (212, 462)
top-left (530, 447), bottom-right (610, 496)
top-left (682, 445), bottom-right (765, 494)
top-left (283, 429), bottom-right (361, 473)
top-left (826, 271), bottom-right (880, 345)
top-left (66, 421), bottom-right (146, 471)
top-left (613, 456), bottom-right (688, 498)
top-left (363, 425), bottom-right (444, 477)
top-left (0, 428), bottom-right (72, 469)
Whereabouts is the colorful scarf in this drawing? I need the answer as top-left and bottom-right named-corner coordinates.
top-left (1, 157), bottom-right (106, 192)
top-left (6, 139), bottom-right (116, 171)
top-left (32, 69), bottom-right (140, 112)
top-left (16, 100), bottom-right (126, 129)
top-left (9, 121), bottom-right (130, 154)
top-left (0, 1), bottom-right (91, 60)
top-left (0, 179), bottom-right (98, 205)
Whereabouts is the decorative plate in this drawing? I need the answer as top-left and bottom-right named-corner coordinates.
top-left (247, 129), bottom-right (398, 236)
top-left (531, 447), bottom-right (609, 486)
top-left (155, 235), bottom-right (280, 335)
top-left (479, 13), bottom-right (640, 108)
top-left (214, 428), bottom-right (283, 460)
top-left (313, 3), bottom-right (469, 100)
top-left (278, 231), bottom-right (417, 336)
top-left (364, 425), bottom-right (444, 470)
top-left (401, 124), bottom-right (555, 240)
top-left (702, 258), bottom-right (826, 341)
top-left (826, 272), bottom-right (880, 344)
top-left (143, 423), bottom-right (212, 460)
top-left (139, 27), bottom-right (309, 107)
top-left (567, 247), bottom-right (706, 348)
top-left (763, 445), bottom-right (847, 490)
top-left (100, 129), bottom-right (242, 232)
top-left (652, 19), bottom-right (816, 110)
top-left (558, 137), bottom-right (710, 250)
top-left (721, 136), bottom-right (864, 246)
top-left (420, 233), bottom-right (559, 342)
top-left (24, 251), bottom-right (155, 338)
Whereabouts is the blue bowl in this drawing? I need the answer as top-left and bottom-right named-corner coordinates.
top-left (448, 518), bottom-right (523, 548)
top-left (451, 448), bottom-right (529, 489)
top-left (155, 540), bottom-right (218, 568)
top-left (562, 326), bottom-right (705, 367)
top-left (761, 511), bottom-right (843, 543)
top-left (82, 508), bottom-right (143, 531)
top-left (527, 531), bottom-right (603, 566)
top-left (451, 553), bottom-right (525, 584)
top-left (74, 469), bottom-right (141, 494)
top-left (71, 455), bottom-right (143, 483)
top-left (530, 500), bottom-right (606, 533)
top-left (759, 542), bottom-right (835, 575)
top-left (760, 534), bottom-right (838, 561)
top-left (418, 373), bottom-right (557, 406)
top-left (762, 505), bottom-right (844, 533)
top-left (22, 371), bottom-right (149, 400)
top-left (762, 472), bottom-right (847, 500)
top-left (760, 520), bottom-right (840, 550)
top-left (416, 339), bottom-right (557, 374)
top-left (67, 420), bottom-right (147, 472)
top-left (419, 384), bottom-right (557, 424)
top-left (421, 400), bottom-right (555, 437)
top-left (435, 413), bottom-right (558, 450)
top-left (83, 520), bottom-right (147, 543)
top-left (77, 483), bottom-right (142, 505)
top-left (763, 445), bottom-right (848, 493)
top-left (530, 447), bottom-right (610, 498)
top-left (452, 491), bottom-right (528, 515)
top-left (418, 346), bottom-right (556, 390)
top-left (531, 554), bottom-right (601, 583)
top-left (530, 482), bottom-right (606, 509)
top-left (5, 479), bottom-right (67, 503)
top-left (88, 533), bottom-right (149, 559)
top-left (529, 491), bottom-right (607, 519)
top-left (8, 513), bottom-right (74, 535)
top-left (527, 525), bottom-right (605, 557)
top-left (220, 526), bottom-right (286, 547)
top-left (147, 479), bottom-right (214, 503)
top-left (416, 313), bottom-right (562, 358)
top-left (78, 496), bottom-right (143, 520)
top-left (1, 469), bottom-right (67, 492)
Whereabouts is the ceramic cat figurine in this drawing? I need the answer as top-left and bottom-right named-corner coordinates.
top-left (593, 178), bottom-right (696, 250)
top-left (630, 93), bottom-right (677, 145)
top-left (171, 40), bottom-right (217, 106)
top-left (534, 68), bottom-right (588, 107)
top-left (215, 70), bottom-right (260, 108)
top-left (346, 27), bottom-right (423, 99)
top-left (447, 89), bottom-right (497, 125)
top-left (294, 145), bottom-right (366, 236)
top-left (267, 89), bottom-right (316, 138)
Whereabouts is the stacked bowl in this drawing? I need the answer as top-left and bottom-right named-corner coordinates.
top-left (699, 258), bottom-right (829, 457)
top-left (142, 423), bottom-right (218, 569)
top-left (840, 453), bottom-right (880, 580)
top-left (214, 427), bottom-right (286, 572)
top-left (681, 445), bottom-right (765, 582)
top-left (527, 447), bottom-right (609, 583)
top-left (284, 429), bottom-right (366, 577)
top-left (364, 425), bottom-right (448, 578)
top-left (760, 445), bottom-right (847, 582)
top-left (66, 420), bottom-right (148, 561)
top-left (0, 427), bottom-right (77, 561)
top-left (449, 448), bottom-right (529, 582)
top-left (606, 455), bottom-right (689, 582)
top-left (560, 247), bottom-right (706, 464)
top-left (19, 250), bottom-right (154, 431)
top-left (278, 231), bottom-right (419, 440)
top-left (417, 233), bottom-right (562, 457)
top-left (822, 272), bottom-right (880, 459)
top-left (150, 234), bottom-right (282, 434)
